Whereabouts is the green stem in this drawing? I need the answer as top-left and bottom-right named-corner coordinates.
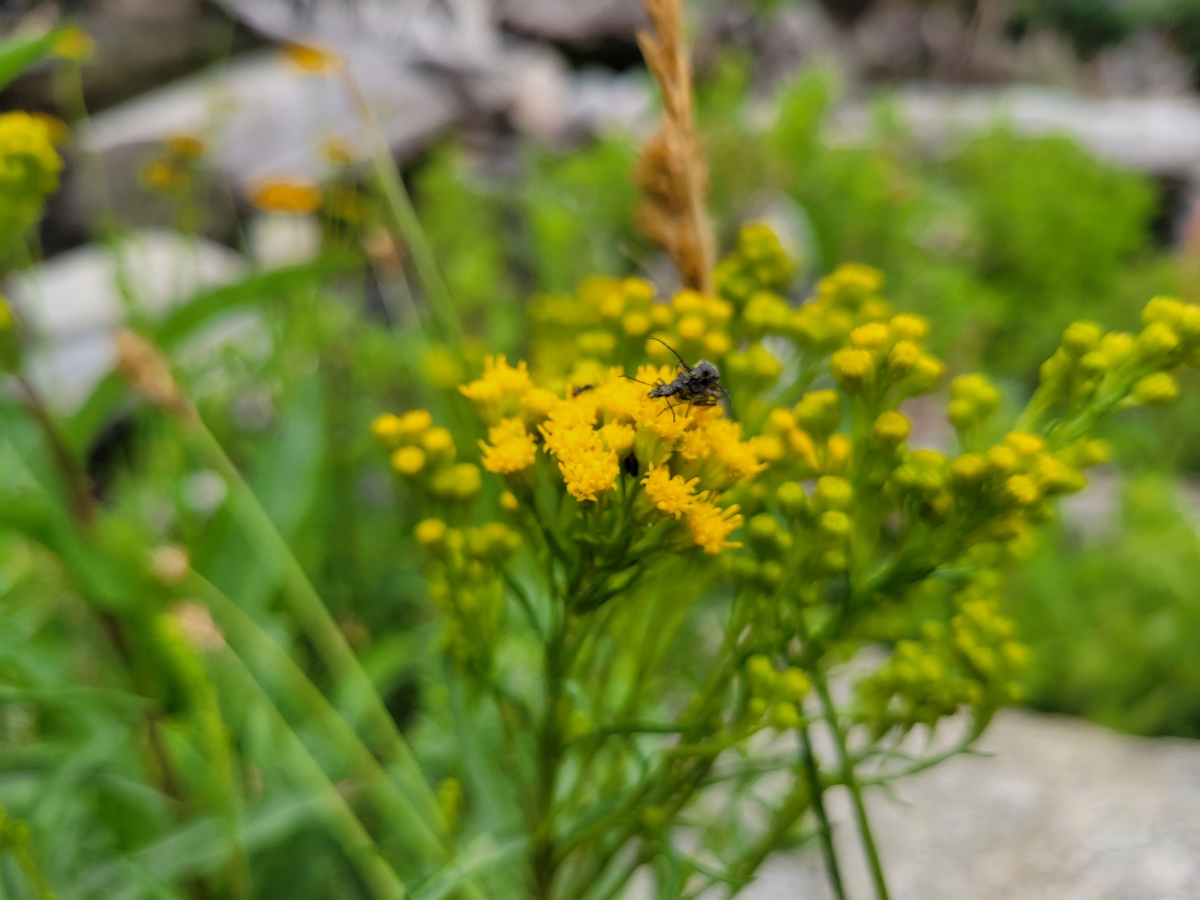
top-left (800, 727), bottom-right (846, 900)
top-left (190, 574), bottom-right (448, 861)
top-left (812, 670), bottom-right (890, 900)
top-left (339, 68), bottom-right (462, 346)
top-left (219, 649), bottom-right (408, 899)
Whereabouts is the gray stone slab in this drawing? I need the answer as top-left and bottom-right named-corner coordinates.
top-left (742, 709), bottom-right (1200, 899)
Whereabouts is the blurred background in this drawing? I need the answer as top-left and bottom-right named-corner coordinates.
top-left (6, 0), bottom-right (1200, 896)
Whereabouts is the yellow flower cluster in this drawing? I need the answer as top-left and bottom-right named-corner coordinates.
top-left (371, 409), bottom-right (481, 502)
top-left (713, 222), bottom-right (797, 306)
top-left (457, 359), bottom-right (764, 555)
top-left (753, 391), bottom-right (853, 478)
top-left (856, 576), bottom-right (1026, 735)
top-left (0, 112), bottom-right (62, 253)
top-left (1034, 298), bottom-right (1200, 420)
top-left (414, 518), bottom-right (520, 666)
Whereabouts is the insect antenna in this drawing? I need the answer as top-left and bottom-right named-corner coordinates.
top-left (647, 336), bottom-right (690, 370)
top-left (621, 374), bottom-right (657, 387)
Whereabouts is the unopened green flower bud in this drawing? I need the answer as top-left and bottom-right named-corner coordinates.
top-left (1097, 332), bottom-right (1134, 367)
top-left (768, 701), bottom-right (802, 730)
top-left (793, 391), bottom-right (840, 437)
top-left (873, 410), bottom-right (911, 448)
top-left (746, 655), bottom-right (776, 691)
top-left (1143, 296), bottom-right (1186, 327)
top-left (1061, 321), bottom-right (1102, 357)
top-left (818, 510), bottom-right (851, 539)
top-left (758, 560), bottom-right (784, 588)
top-left (950, 453), bottom-right (987, 490)
top-left (778, 668), bottom-right (810, 702)
top-left (813, 476), bottom-right (853, 511)
top-left (830, 348), bottom-right (875, 393)
top-left (1136, 322), bottom-right (1180, 360)
top-left (1077, 351), bottom-right (1108, 378)
top-left (1130, 371), bottom-right (1179, 406)
top-left (776, 481), bottom-right (808, 518)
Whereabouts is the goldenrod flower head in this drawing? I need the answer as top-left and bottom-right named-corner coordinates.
top-left (1002, 474), bottom-right (1040, 507)
top-left (1097, 332), bottom-right (1134, 367)
top-left (951, 374), bottom-right (1000, 414)
top-left (598, 422), bottom-right (636, 456)
top-left (371, 413), bottom-right (407, 449)
top-left (322, 136), bottom-right (355, 165)
top-left (1143, 296), bottom-right (1186, 328)
top-left (677, 314), bottom-right (706, 341)
top-left (687, 500), bottom-right (743, 554)
top-left (818, 263), bottom-right (883, 305)
top-left (825, 434), bottom-right (853, 474)
top-left (1031, 455), bottom-right (1085, 495)
top-left (766, 407), bottom-right (796, 434)
top-left (748, 433), bottom-right (785, 462)
top-left (985, 444), bottom-right (1018, 476)
top-left (554, 431), bottom-right (618, 502)
top-left (1136, 322), bottom-right (1179, 360)
top-left (391, 446), bottom-right (426, 476)
top-left (887, 340), bottom-right (921, 378)
top-left (830, 348), bottom-right (875, 392)
top-left (480, 419), bottom-right (538, 475)
top-left (623, 311), bottom-right (652, 336)
top-left (906, 354), bottom-right (944, 393)
top-left (1061, 321), bottom-right (1102, 357)
top-left (769, 701), bottom-right (802, 730)
top-left (283, 42), bottom-right (344, 74)
top-left (950, 452), bottom-right (987, 488)
top-left (521, 387), bottom-right (560, 424)
top-left (398, 409), bottom-right (434, 439)
top-left (850, 322), bottom-right (890, 351)
top-left (703, 331), bottom-right (732, 358)
top-left (140, 159), bottom-right (185, 193)
top-left (459, 355), bottom-right (535, 424)
top-left (889, 314), bottom-right (929, 342)
top-left (578, 329), bottom-right (617, 358)
top-left (250, 177), bottom-right (323, 214)
top-left (776, 481), bottom-right (808, 517)
top-left (794, 390), bottom-right (840, 437)
top-left (1003, 432), bottom-right (1045, 458)
top-left (166, 133), bottom-right (206, 161)
top-left (499, 490), bottom-right (520, 512)
top-left (432, 463), bottom-right (482, 500)
top-left (701, 418), bottom-right (767, 486)
top-left (0, 112), bottom-right (62, 235)
top-left (53, 28), bottom-right (94, 61)
top-left (873, 410), bottom-right (911, 447)
top-left (813, 476), bottom-right (853, 511)
top-left (778, 668), bottom-right (810, 702)
top-left (642, 465), bottom-right (701, 519)
top-left (422, 427), bottom-right (457, 463)
top-left (415, 518), bottom-right (448, 546)
top-left (1130, 371), bottom-right (1179, 406)
top-left (818, 510), bottom-right (851, 538)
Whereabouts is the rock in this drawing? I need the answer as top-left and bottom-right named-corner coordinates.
top-left (830, 86), bottom-right (1200, 182)
top-left (7, 229), bottom-right (246, 411)
top-left (743, 709), bottom-right (1200, 899)
top-left (80, 48), bottom-right (459, 194)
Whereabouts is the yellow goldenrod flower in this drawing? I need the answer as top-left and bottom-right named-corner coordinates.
top-left (547, 427), bottom-right (618, 503)
top-left (250, 177), bottom-right (323, 214)
top-left (873, 411), bottom-right (911, 447)
top-left (480, 419), bottom-right (538, 475)
top-left (598, 422), bottom-right (636, 456)
top-left (1143, 296), bottom-right (1186, 327)
top-left (459, 355), bottom-right (535, 424)
top-left (398, 409), bottom-right (434, 438)
top-left (830, 348), bottom-right (875, 392)
top-left (166, 133), bottom-right (206, 160)
top-left (432, 463), bottom-right (482, 500)
top-left (687, 500), bottom-right (743, 554)
top-left (140, 159), bottom-right (185, 193)
top-left (641, 466), bottom-right (701, 519)
top-left (322, 136), bottom-right (355, 165)
top-left (499, 491), bottom-right (520, 512)
top-left (53, 28), bottom-right (94, 62)
top-left (415, 518), bottom-right (448, 546)
top-left (623, 311), bottom-right (652, 336)
top-left (371, 413), bottom-right (407, 449)
top-left (422, 427), bottom-right (457, 463)
top-left (1130, 372), bottom-right (1179, 406)
top-left (1061, 321), bottom-right (1102, 356)
top-left (283, 42), bottom-right (344, 75)
top-left (1002, 474), bottom-right (1040, 507)
top-left (0, 112), bottom-right (62, 237)
top-left (391, 446), bottom-right (426, 476)
top-left (850, 322), bottom-right (890, 350)
top-left (887, 341), bottom-right (921, 378)
top-left (521, 388), bottom-right (560, 423)
top-left (889, 314), bottom-right (929, 342)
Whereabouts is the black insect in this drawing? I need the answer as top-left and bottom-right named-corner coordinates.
top-left (572, 384), bottom-right (595, 397)
top-left (624, 337), bottom-right (732, 420)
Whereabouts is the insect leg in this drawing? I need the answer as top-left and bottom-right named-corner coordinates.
top-left (657, 400), bottom-right (677, 422)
